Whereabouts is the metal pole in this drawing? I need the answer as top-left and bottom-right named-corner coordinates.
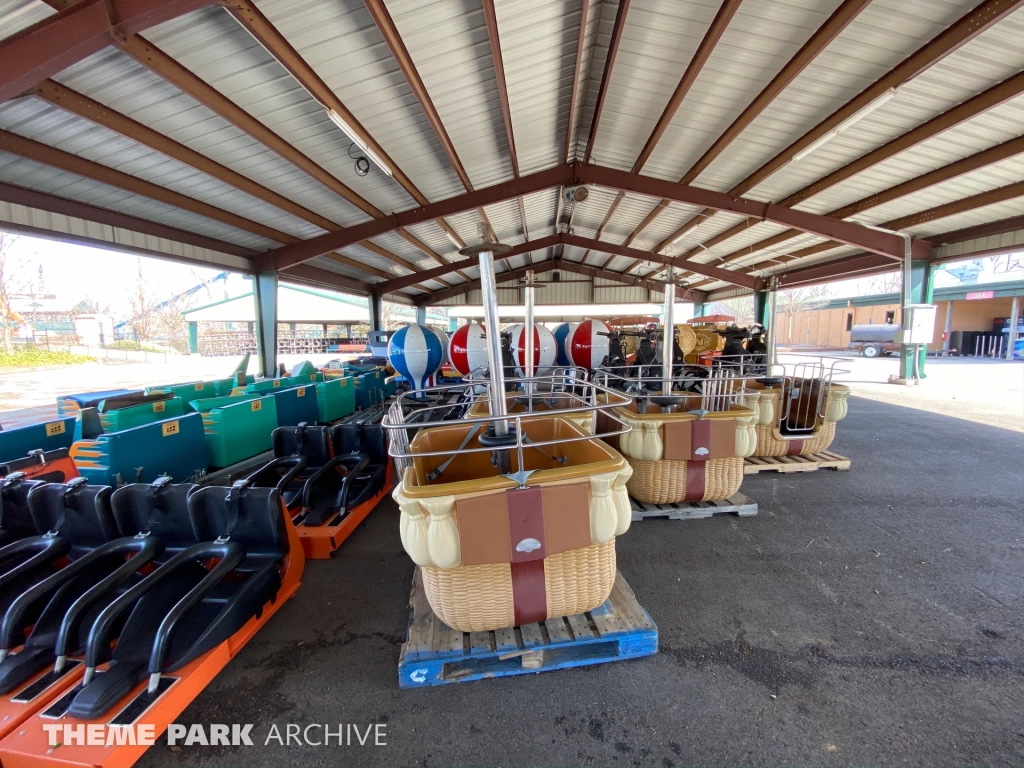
top-left (662, 267), bottom-right (675, 395)
top-left (524, 269), bottom-right (535, 392)
top-left (461, 227), bottom-right (512, 437)
top-left (766, 275), bottom-right (779, 369)
top-left (1007, 296), bottom-right (1019, 361)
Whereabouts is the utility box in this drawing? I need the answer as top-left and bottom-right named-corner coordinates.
top-left (895, 304), bottom-right (937, 345)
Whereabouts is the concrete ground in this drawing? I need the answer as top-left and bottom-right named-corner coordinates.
top-left (133, 363), bottom-right (1023, 767)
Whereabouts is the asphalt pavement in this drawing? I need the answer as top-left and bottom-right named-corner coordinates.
top-left (140, 393), bottom-right (1023, 767)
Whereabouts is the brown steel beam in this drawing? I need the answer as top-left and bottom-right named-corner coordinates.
top-left (561, 234), bottom-right (762, 288)
top-left (632, 0), bottom-right (742, 173)
top-left (380, 235), bottom-right (559, 294)
top-left (623, 0), bottom-right (869, 255)
top-left (564, 0), bottom-right (590, 162)
top-left (686, 0), bottom-right (872, 186)
top-left (882, 181), bottom-right (1024, 230)
top-left (30, 79), bottom-right (436, 285)
top-left (0, 129), bottom-right (299, 244)
top-left (691, 182), bottom-right (1022, 288)
top-left (0, 0), bottom-right (212, 103)
top-left (659, 134), bottom-right (1024, 279)
top-left (0, 180), bottom-right (256, 259)
top-left (653, 0), bottom-right (1020, 256)
top-left (930, 215), bottom-right (1024, 244)
top-left (582, 0), bottom-right (631, 164)
top-left (784, 74), bottom-right (1023, 206)
top-left (267, 164), bottom-right (572, 270)
top-left (223, 0), bottom-right (427, 206)
top-left (774, 252), bottom-right (900, 289)
top-left (482, 0), bottom-right (519, 176)
top-left (575, 165), bottom-right (906, 258)
top-left (362, 0), bottom-right (472, 192)
top-left (730, 0), bottom-right (1023, 197)
top-left (278, 264), bottom-right (371, 295)
top-left (420, 262), bottom-right (558, 305)
top-left (552, 259), bottom-right (692, 296)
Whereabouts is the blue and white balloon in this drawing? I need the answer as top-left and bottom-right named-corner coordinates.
top-left (551, 322), bottom-right (573, 367)
top-left (388, 324), bottom-right (444, 392)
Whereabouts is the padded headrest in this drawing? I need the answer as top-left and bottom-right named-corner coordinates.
top-left (0, 474), bottom-right (47, 540)
top-left (272, 424), bottom-right (331, 467)
top-left (187, 486), bottom-right (289, 570)
top-left (98, 392), bottom-right (172, 413)
top-left (330, 421), bottom-right (386, 465)
top-left (77, 408), bottom-right (104, 439)
top-left (110, 479), bottom-right (199, 557)
top-left (27, 480), bottom-right (118, 560)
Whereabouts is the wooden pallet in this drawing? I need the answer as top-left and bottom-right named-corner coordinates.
top-left (630, 492), bottom-right (757, 521)
top-left (398, 569), bottom-right (657, 688)
top-left (743, 451), bottom-right (851, 475)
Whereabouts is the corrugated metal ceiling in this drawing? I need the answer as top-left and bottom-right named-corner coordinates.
top-left (0, 0), bottom-right (1018, 303)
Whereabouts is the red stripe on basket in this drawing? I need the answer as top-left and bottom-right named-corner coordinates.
top-left (786, 438), bottom-right (805, 456)
top-left (691, 419), bottom-right (712, 461)
top-left (511, 560), bottom-right (547, 625)
top-left (684, 461), bottom-right (706, 502)
top-left (507, 486), bottom-right (546, 563)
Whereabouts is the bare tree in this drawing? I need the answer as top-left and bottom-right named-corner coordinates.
top-left (0, 232), bottom-right (30, 354)
top-left (775, 285), bottom-right (832, 342)
top-left (126, 259), bottom-right (156, 342)
top-left (706, 296), bottom-right (755, 325)
top-left (864, 271), bottom-right (902, 294)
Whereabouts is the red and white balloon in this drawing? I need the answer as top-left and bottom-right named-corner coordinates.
top-left (567, 318), bottom-right (611, 370)
top-left (447, 322), bottom-right (488, 376)
top-left (509, 324), bottom-right (557, 377)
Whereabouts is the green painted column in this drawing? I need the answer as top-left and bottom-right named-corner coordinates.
top-left (691, 299), bottom-right (705, 319)
top-left (369, 291), bottom-right (383, 332)
top-left (187, 321), bottom-right (198, 354)
top-left (253, 272), bottom-right (278, 378)
top-left (900, 259), bottom-right (933, 379)
top-left (753, 290), bottom-right (769, 328)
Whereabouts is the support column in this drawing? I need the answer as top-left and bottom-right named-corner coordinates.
top-left (253, 271), bottom-right (278, 378)
top-left (900, 259), bottom-right (933, 379)
top-left (1007, 295), bottom-right (1020, 361)
top-left (942, 300), bottom-right (953, 353)
top-left (753, 290), bottom-right (769, 328)
top-left (187, 321), bottom-right (198, 354)
top-left (369, 290), bottom-right (383, 332)
top-left (415, 305), bottom-right (426, 326)
top-left (691, 298), bottom-right (705, 319)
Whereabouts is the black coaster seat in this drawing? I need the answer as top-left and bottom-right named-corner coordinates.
top-left (242, 424), bottom-right (331, 511)
top-left (328, 420), bottom-right (387, 511)
top-left (68, 484), bottom-right (289, 719)
top-left (0, 479), bottom-right (169, 694)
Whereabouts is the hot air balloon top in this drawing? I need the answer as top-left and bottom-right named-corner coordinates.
top-left (388, 324), bottom-right (444, 392)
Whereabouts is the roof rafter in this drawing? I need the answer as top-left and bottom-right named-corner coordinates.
top-left (671, 135), bottom-right (1023, 282)
top-left (652, 0), bottom-right (1022, 256)
top-left (582, 0), bottom-right (631, 164)
top-left (0, 0), bottom-right (212, 103)
top-left (564, 0), bottom-right (589, 163)
top-left (620, 0), bottom-right (871, 256)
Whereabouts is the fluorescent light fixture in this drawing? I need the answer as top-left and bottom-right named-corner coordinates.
top-left (326, 109), bottom-right (393, 177)
top-left (791, 88), bottom-right (898, 164)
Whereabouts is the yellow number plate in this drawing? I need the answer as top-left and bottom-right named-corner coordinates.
top-left (45, 421), bottom-right (66, 437)
top-left (162, 421), bottom-right (180, 437)
top-left (296, 387), bottom-right (306, 397)
top-left (153, 401), bottom-right (166, 413)
top-left (251, 400), bottom-right (262, 412)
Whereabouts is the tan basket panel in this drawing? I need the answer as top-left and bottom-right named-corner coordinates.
top-left (544, 540), bottom-right (617, 618)
top-left (753, 420), bottom-right (836, 458)
top-left (626, 456), bottom-right (744, 504)
top-left (422, 562), bottom-right (515, 633)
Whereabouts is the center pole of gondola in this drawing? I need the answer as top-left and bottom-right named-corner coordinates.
top-left (662, 267), bottom-right (676, 396)
top-left (524, 269), bottom-right (536, 395)
top-left (460, 227), bottom-right (513, 441)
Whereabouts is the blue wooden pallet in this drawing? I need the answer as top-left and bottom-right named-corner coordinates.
top-left (398, 569), bottom-right (658, 688)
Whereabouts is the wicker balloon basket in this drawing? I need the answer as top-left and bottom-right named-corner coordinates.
top-left (393, 417), bottom-right (632, 632)
top-left (597, 395), bottom-right (757, 505)
top-left (739, 380), bottom-right (849, 457)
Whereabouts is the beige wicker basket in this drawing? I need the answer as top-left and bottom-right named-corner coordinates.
top-left (739, 381), bottom-right (849, 457)
top-left (597, 396), bottom-right (756, 505)
top-left (393, 417), bottom-right (631, 632)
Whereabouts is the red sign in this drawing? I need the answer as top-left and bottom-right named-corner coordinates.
top-left (966, 290), bottom-right (994, 300)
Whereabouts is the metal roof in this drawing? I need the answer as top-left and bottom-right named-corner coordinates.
top-left (0, 0), bottom-right (1019, 306)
